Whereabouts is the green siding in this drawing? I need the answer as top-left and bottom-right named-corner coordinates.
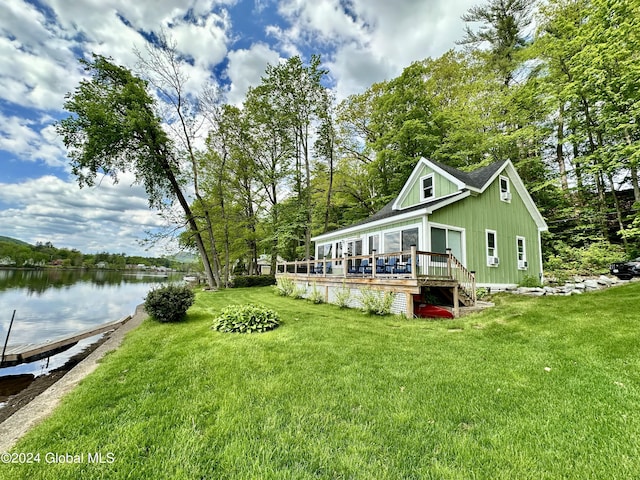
top-left (399, 165), bottom-right (459, 208)
top-left (315, 168), bottom-right (544, 287)
top-left (428, 172), bottom-right (542, 285)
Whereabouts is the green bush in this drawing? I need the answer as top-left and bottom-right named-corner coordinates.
top-left (334, 282), bottom-right (352, 308)
top-left (212, 304), bottom-right (281, 333)
top-left (518, 274), bottom-right (542, 288)
top-left (359, 288), bottom-right (395, 315)
top-left (308, 282), bottom-right (324, 304)
top-left (231, 275), bottom-right (276, 288)
top-left (144, 284), bottom-right (195, 323)
top-left (274, 277), bottom-right (295, 296)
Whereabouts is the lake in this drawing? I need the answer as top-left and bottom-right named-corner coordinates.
top-left (0, 268), bottom-right (182, 404)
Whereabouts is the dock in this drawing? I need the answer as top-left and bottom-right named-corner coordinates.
top-left (1, 316), bottom-right (132, 368)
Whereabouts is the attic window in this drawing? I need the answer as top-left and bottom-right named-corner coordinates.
top-left (420, 174), bottom-right (434, 201)
top-left (499, 176), bottom-right (511, 202)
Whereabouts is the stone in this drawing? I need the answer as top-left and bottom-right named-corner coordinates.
top-left (584, 279), bottom-right (599, 290)
top-left (597, 275), bottom-right (612, 286)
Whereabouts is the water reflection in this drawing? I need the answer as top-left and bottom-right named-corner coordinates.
top-left (0, 268), bottom-right (181, 379)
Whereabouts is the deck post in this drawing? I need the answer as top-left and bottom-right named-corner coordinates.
top-left (406, 293), bottom-right (414, 318)
top-left (453, 284), bottom-right (459, 318)
top-left (446, 248), bottom-right (452, 278)
top-left (323, 256), bottom-right (327, 277)
top-left (410, 245), bottom-right (417, 279)
top-left (372, 249), bottom-right (377, 279)
top-left (343, 255), bottom-right (347, 278)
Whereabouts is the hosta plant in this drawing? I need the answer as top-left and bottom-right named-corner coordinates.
top-left (212, 304), bottom-right (281, 333)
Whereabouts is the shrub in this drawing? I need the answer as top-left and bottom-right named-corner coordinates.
top-left (308, 282), bottom-right (324, 304)
top-left (212, 304), bottom-right (280, 333)
top-left (274, 277), bottom-right (295, 296)
top-left (334, 282), bottom-right (352, 308)
top-left (231, 275), bottom-right (276, 288)
top-left (518, 274), bottom-right (542, 288)
top-left (359, 287), bottom-right (395, 315)
top-left (144, 284), bottom-right (195, 323)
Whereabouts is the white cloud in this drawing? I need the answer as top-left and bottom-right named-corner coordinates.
top-left (270, 0), bottom-right (475, 98)
top-left (224, 42), bottom-right (281, 105)
top-left (0, 173), bottom-right (169, 255)
top-left (0, 114), bottom-right (67, 168)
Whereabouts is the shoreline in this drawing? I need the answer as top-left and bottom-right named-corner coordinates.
top-left (0, 305), bottom-right (147, 452)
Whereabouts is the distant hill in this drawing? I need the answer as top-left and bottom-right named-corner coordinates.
top-left (167, 251), bottom-right (198, 263)
top-left (0, 236), bottom-right (32, 247)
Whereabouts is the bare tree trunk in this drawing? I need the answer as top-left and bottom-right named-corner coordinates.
top-left (556, 103), bottom-right (569, 191)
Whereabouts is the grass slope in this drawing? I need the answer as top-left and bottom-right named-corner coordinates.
top-left (3, 284), bottom-right (640, 479)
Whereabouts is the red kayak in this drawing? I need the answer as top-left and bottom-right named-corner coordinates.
top-left (414, 303), bottom-right (454, 319)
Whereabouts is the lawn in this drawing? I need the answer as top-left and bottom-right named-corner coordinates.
top-left (3, 283), bottom-right (640, 479)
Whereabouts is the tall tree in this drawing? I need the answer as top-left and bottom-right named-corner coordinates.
top-left (56, 55), bottom-right (217, 288)
top-left (459, 0), bottom-right (534, 87)
top-left (257, 55), bottom-right (330, 259)
top-left (135, 34), bottom-right (223, 288)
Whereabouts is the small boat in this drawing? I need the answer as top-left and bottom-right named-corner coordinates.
top-left (183, 275), bottom-right (198, 282)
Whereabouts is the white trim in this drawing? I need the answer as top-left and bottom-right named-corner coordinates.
top-left (499, 175), bottom-right (511, 203)
top-left (427, 221), bottom-right (466, 266)
top-left (312, 208), bottom-right (428, 242)
top-left (425, 191), bottom-right (470, 213)
top-left (516, 235), bottom-right (527, 270)
top-left (479, 160), bottom-right (547, 231)
top-left (419, 174), bottom-right (435, 202)
top-left (380, 223), bottom-right (422, 252)
top-left (393, 157), bottom-right (465, 210)
top-left (486, 229), bottom-right (498, 267)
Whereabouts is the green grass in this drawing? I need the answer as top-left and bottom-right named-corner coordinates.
top-left (3, 284), bottom-right (640, 479)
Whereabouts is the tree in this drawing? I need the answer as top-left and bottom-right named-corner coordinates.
top-left (459, 0), bottom-right (534, 87)
top-left (56, 54), bottom-right (218, 288)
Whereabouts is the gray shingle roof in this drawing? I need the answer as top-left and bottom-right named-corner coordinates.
top-left (315, 159), bottom-right (507, 239)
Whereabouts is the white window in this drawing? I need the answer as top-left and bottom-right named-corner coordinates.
top-left (420, 174), bottom-right (435, 201)
top-left (486, 230), bottom-right (499, 266)
top-left (368, 234), bottom-right (379, 254)
top-left (516, 236), bottom-right (528, 269)
top-left (499, 175), bottom-right (511, 203)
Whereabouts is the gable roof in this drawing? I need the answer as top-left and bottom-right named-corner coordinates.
top-left (313, 158), bottom-right (547, 242)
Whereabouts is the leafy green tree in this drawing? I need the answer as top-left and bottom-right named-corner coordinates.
top-left (56, 55), bottom-right (218, 288)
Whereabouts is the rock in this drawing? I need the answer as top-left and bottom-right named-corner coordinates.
top-left (597, 275), bottom-right (613, 286)
top-left (584, 279), bottom-right (599, 290)
top-left (517, 287), bottom-right (545, 296)
top-left (573, 282), bottom-right (586, 290)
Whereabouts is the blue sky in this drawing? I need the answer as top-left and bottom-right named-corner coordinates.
top-left (0, 0), bottom-right (475, 256)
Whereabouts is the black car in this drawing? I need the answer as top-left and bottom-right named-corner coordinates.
top-left (610, 257), bottom-right (640, 280)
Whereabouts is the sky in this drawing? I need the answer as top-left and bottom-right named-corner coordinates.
top-left (0, 0), bottom-right (477, 257)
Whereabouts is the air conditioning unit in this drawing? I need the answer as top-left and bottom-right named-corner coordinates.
top-left (500, 192), bottom-right (512, 202)
top-left (488, 256), bottom-right (500, 266)
top-left (518, 260), bottom-right (528, 269)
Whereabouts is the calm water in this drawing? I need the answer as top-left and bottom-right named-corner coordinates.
top-left (0, 269), bottom-right (181, 393)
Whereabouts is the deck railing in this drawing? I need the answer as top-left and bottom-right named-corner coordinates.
top-left (276, 246), bottom-right (476, 300)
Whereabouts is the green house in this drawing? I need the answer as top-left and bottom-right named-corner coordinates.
top-left (311, 158), bottom-right (548, 290)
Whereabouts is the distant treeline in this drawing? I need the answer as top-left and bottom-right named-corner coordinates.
top-left (0, 237), bottom-right (192, 270)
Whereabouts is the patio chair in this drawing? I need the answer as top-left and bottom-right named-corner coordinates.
top-left (358, 259), bottom-right (372, 275)
top-left (376, 257), bottom-right (387, 274)
top-left (347, 259), bottom-right (360, 274)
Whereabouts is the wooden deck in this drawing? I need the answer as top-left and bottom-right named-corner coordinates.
top-left (276, 248), bottom-right (476, 317)
top-left (1, 316), bottom-right (131, 368)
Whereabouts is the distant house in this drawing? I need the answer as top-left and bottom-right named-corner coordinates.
top-left (277, 158), bottom-right (548, 317)
top-left (96, 261), bottom-right (108, 269)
